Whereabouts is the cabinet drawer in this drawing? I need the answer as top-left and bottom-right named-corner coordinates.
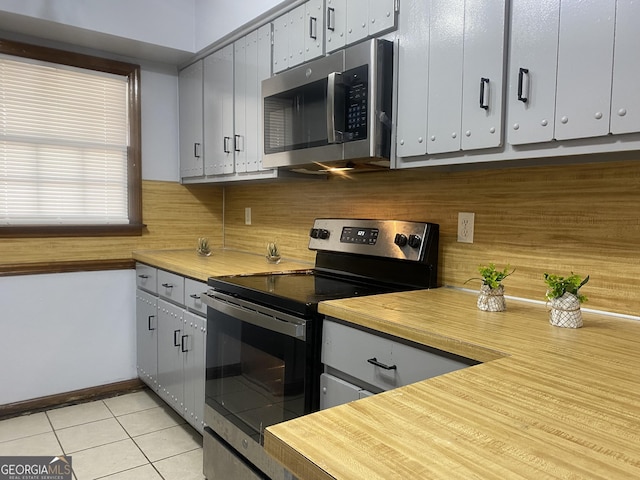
top-left (323, 320), bottom-right (397, 391)
top-left (136, 263), bottom-right (157, 294)
top-left (322, 320), bottom-right (472, 392)
top-left (185, 278), bottom-right (208, 316)
top-left (157, 270), bottom-right (185, 305)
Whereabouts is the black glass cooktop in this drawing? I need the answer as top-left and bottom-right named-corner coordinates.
top-left (208, 270), bottom-right (398, 317)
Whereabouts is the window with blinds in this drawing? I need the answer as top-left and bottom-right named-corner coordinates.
top-left (0, 39), bottom-right (141, 236)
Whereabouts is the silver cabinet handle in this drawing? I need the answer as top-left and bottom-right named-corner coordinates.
top-left (223, 136), bottom-right (231, 153)
top-left (138, 274), bottom-right (149, 279)
top-left (194, 142), bottom-right (201, 158)
top-left (148, 315), bottom-right (156, 331)
top-left (190, 293), bottom-right (200, 299)
top-left (161, 283), bottom-right (173, 289)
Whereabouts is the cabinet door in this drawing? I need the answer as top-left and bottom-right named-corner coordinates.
top-left (426, 0), bottom-right (464, 154)
top-left (256, 24), bottom-right (272, 171)
top-left (320, 373), bottom-right (363, 410)
top-left (554, 0), bottom-right (616, 140)
top-left (273, 13), bottom-right (289, 73)
top-left (305, 0), bottom-right (324, 61)
top-left (460, 0), bottom-right (506, 150)
top-left (346, 0), bottom-right (369, 45)
top-left (234, 36), bottom-right (248, 173)
top-left (183, 311), bottom-right (206, 433)
top-left (368, 0), bottom-right (397, 37)
top-left (178, 61), bottom-right (204, 178)
top-left (610, 0), bottom-right (640, 134)
top-left (288, 4), bottom-right (306, 69)
top-left (326, 0), bottom-right (347, 53)
top-left (507, 0), bottom-right (560, 145)
top-left (396, 0), bottom-right (430, 157)
top-left (157, 299), bottom-right (184, 412)
top-left (136, 290), bottom-right (158, 390)
top-left (204, 44), bottom-right (235, 176)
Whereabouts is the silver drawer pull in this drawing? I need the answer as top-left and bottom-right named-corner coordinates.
top-left (138, 274), bottom-right (149, 279)
top-left (161, 283), bottom-right (173, 288)
top-left (190, 293), bottom-right (200, 299)
top-left (367, 357), bottom-right (397, 370)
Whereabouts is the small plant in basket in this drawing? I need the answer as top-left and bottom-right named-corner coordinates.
top-left (543, 272), bottom-right (589, 328)
top-left (466, 263), bottom-right (515, 312)
top-left (266, 241), bottom-right (281, 264)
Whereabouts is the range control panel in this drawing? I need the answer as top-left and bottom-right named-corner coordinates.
top-left (309, 218), bottom-right (438, 262)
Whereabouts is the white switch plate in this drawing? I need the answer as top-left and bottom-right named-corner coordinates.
top-left (245, 207), bottom-right (252, 225)
top-left (457, 212), bottom-right (475, 243)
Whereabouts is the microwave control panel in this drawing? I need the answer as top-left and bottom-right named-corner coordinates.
top-left (344, 65), bottom-right (368, 142)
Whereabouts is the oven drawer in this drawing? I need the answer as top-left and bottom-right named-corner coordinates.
top-left (157, 269), bottom-right (185, 305)
top-left (204, 428), bottom-right (266, 480)
top-left (185, 278), bottom-right (207, 315)
top-left (322, 319), bottom-right (471, 392)
top-left (135, 263), bottom-right (157, 294)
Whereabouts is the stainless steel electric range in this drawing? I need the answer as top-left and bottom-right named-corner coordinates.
top-left (201, 218), bottom-right (439, 480)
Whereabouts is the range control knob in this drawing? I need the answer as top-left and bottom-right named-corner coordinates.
top-left (318, 229), bottom-right (330, 240)
top-left (408, 234), bottom-right (422, 248)
top-left (309, 228), bottom-right (319, 239)
top-left (394, 233), bottom-right (408, 247)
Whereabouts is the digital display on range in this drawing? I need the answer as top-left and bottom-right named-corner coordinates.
top-left (340, 227), bottom-right (379, 245)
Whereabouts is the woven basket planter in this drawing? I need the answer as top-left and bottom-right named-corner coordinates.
top-left (477, 284), bottom-right (506, 312)
top-left (549, 292), bottom-right (583, 328)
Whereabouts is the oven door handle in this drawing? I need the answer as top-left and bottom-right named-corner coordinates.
top-left (202, 292), bottom-right (307, 340)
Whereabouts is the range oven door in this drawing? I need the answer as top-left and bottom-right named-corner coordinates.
top-left (202, 290), bottom-right (316, 479)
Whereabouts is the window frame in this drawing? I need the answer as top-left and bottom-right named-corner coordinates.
top-left (0, 38), bottom-right (142, 237)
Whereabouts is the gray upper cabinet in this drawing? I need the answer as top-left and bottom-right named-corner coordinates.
top-left (396, 0), bottom-right (506, 158)
top-left (506, 0), bottom-right (560, 145)
top-left (610, 0), bottom-right (640, 135)
top-left (178, 61), bottom-right (204, 178)
top-left (554, 0), bottom-right (616, 140)
top-left (273, 1), bottom-right (324, 74)
top-left (326, 0), bottom-right (398, 54)
top-left (507, 0), bottom-right (640, 145)
top-left (204, 44), bottom-right (234, 176)
top-left (180, 24), bottom-right (274, 182)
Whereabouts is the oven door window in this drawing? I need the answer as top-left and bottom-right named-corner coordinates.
top-left (206, 306), bottom-right (308, 442)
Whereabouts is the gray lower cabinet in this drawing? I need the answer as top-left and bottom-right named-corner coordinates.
top-left (135, 263), bottom-right (207, 433)
top-left (321, 318), bottom-right (476, 409)
top-left (136, 290), bottom-right (158, 390)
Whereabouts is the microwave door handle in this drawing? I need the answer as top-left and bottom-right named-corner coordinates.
top-left (327, 72), bottom-right (343, 144)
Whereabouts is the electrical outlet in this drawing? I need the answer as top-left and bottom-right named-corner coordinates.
top-left (245, 207), bottom-right (252, 225)
top-left (457, 212), bottom-right (475, 243)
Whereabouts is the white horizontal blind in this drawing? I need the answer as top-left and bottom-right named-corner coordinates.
top-left (0, 55), bottom-right (129, 225)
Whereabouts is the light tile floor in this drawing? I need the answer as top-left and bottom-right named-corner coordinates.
top-left (0, 390), bottom-right (206, 480)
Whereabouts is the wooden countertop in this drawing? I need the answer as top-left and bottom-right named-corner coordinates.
top-left (132, 248), bottom-right (312, 281)
top-left (264, 287), bottom-right (640, 479)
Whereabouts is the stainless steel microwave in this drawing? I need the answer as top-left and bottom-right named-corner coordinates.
top-left (261, 38), bottom-right (393, 173)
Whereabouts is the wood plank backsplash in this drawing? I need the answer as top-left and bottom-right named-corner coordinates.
top-left (224, 159), bottom-right (640, 316)
top-left (0, 180), bottom-right (223, 264)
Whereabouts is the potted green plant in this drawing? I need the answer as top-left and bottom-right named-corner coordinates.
top-left (266, 241), bottom-right (281, 264)
top-left (467, 263), bottom-right (515, 312)
top-left (543, 272), bottom-right (589, 328)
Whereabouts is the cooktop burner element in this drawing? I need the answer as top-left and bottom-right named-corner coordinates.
top-left (208, 219), bottom-right (439, 316)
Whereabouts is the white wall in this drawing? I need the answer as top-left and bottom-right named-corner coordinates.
top-left (194, 0), bottom-right (288, 50)
top-left (0, 271), bottom-right (136, 405)
top-left (0, 0), bottom-right (196, 51)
